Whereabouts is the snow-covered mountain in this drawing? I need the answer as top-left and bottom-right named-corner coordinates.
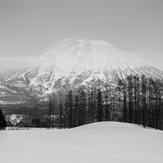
top-left (0, 38), bottom-right (163, 104)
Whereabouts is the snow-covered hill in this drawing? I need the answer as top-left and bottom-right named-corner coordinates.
top-left (0, 122), bottom-right (163, 163)
top-left (0, 38), bottom-right (163, 104)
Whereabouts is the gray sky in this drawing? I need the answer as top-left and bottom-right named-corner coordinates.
top-left (0, 0), bottom-right (163, 71)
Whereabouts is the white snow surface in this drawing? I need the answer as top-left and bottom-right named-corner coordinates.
top-left (0, 122), bottom-right (163, 163)
top-left (37, 38), bottom-right (142, 71)
top-left (1, 38), bottom-right (163, 103)
top-left (31, 38), bottom-right (163, 94)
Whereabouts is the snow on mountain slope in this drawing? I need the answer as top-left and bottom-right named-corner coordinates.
top-left (0, 122), bottom-right (163, 163)
top-left (34, 38), bottom-right (163, 82)
top-left (0, 38), bottom-right (163, 103)
top-left (37, 38), bottom-right (141, 70)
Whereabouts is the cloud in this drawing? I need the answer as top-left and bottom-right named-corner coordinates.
top-left (0, 47), bottom-right (163, 72)
top-left (128, 48), bottom-right (163, 71)
top-left (0, 57), bottom-right (41, 72)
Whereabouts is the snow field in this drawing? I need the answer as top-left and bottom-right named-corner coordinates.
top-left (0, 122), bottom-right (163, 163)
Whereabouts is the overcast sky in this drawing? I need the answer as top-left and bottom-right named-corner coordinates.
top-left (0, 0), bottom-right (163, 71)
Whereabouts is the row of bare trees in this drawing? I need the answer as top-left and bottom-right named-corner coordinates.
top-left (118, 75), bottom-right (163, 129)
top-left (47, 75), bottom-right (163, 130)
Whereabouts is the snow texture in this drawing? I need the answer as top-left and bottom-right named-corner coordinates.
top-left (0, 38), bottom-right (163, 103)
top-left (0, 122), bottom-right (163, 163)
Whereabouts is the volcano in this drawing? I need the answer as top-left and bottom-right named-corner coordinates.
top-left (0, 38), bottom-right (163, 104)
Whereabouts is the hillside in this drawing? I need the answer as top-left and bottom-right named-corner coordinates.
top-left (0, 122), bottom-right (163, 163)
top-left (0, 38), bottom-right (163, 104)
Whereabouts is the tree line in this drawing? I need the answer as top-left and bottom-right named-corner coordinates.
top-left (1, 74), bottom-right (163, 130)
top-left (47, 75), bottom-right (163, 130)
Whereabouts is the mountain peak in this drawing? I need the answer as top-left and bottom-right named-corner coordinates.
top-left (37, 37), bottom-right (141, 71)
top-left (0, 38), bottom-right (163, 103)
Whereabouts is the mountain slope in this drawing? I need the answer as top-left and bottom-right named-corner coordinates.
top-left (0, 38), bottom-right (163, 104)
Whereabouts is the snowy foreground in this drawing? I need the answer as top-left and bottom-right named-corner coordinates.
top-left (0, 122), bottom-right (163, 163)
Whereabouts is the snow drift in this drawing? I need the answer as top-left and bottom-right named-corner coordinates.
top-left (0, 122), bottom-right (163, 163)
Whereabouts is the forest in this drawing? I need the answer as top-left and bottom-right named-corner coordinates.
top-left (1, 74), bottom-right (163, 130)
top-left (47, 74), bottom-right (163, 130)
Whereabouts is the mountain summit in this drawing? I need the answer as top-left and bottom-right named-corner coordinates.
top-left (0, 38), bottom-right (163, 104)
top-left (37, 38), bottom-right (141, 70)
